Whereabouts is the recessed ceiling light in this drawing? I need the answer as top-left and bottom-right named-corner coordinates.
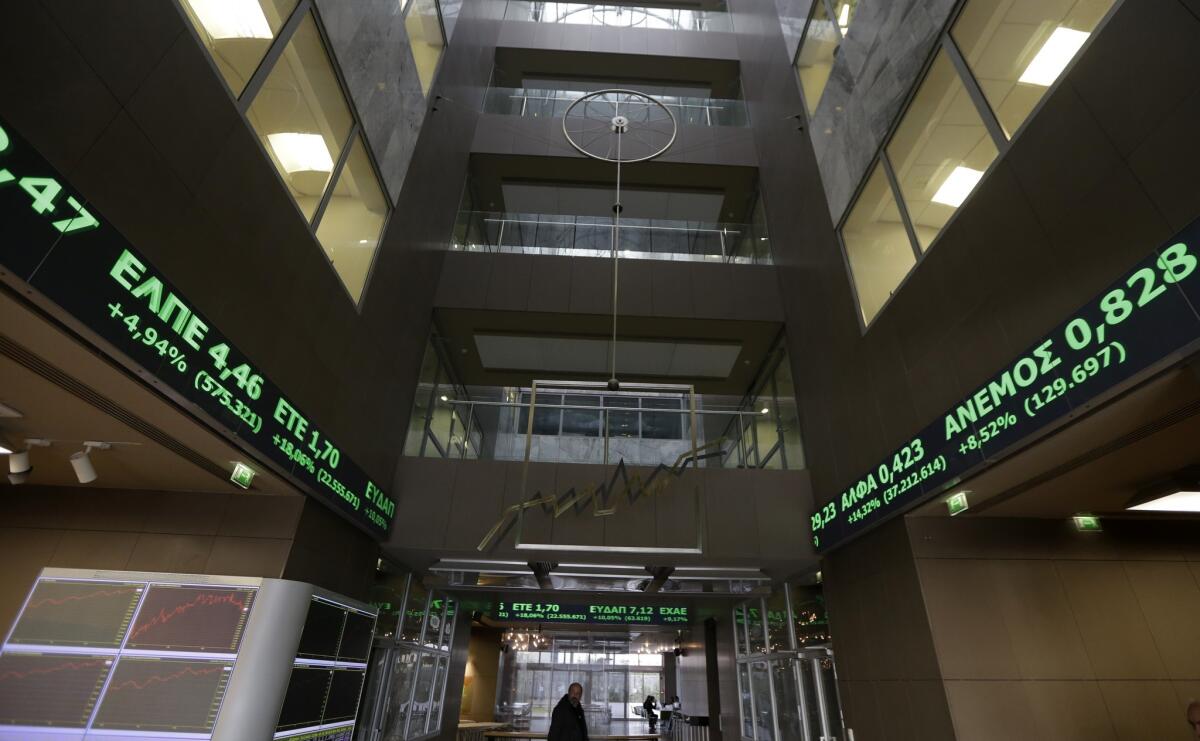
top-left (188, 0), bottom-right (274, 40)
top-left (266, 133), bottom-right (334, 173)
top-left (1128, 490), bottom-right (1200, 513)
top-left (1019, 27), bottom-right (1090, 87)
top-left (932, 166), bottom-right (985, 208)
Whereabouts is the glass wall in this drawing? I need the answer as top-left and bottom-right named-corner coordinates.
top-left (484, 87), bottom-right (748, 127)
top-left (359, 572), bottom-right (458, 741)
top-left (496, 634), bottom-right (666, 729)
top-left (837, 0), bottom-right (1117, 328)
top-left (734, 585), bottom-right (841, 741)
top-left (179, 0), bottom-right (405, 305)
top-left (719, 336), bottom-right (806, 470)
top-left (406, 0), bottom-right (446, 95)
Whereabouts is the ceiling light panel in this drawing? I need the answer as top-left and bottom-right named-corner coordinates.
top-left (1128, 490), bottom-right (1200, 513)
top-left (931, 166), bottom-right (985, 208)
top-left (1019, 27), bottom-right (1090, 87)
top-left (267, 133), bottom-right (334, 173)
top-left (188, 0), bottom-right (274, 39)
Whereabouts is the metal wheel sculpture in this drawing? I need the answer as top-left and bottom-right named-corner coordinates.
top-left (562, 90), bottom-right (677, 389)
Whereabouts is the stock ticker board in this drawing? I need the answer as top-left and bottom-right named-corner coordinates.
top-left (812, 218), bottom-right (1200, 553)
top-left (0, 118), bottom-right (394, 538)
top-left (494, 601), bottom-right (690, 625)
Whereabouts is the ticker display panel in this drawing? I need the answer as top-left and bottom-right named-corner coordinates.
top-left (0, 117), bottom-right (395, 539)
top-left (0, 575), bottom-right (257, 740)
top-left (493, 601), bottom-right (690, 625)
top-left (811, 219), bottom-right (1200, 553)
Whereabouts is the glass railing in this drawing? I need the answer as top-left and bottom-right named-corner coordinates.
top-left (483, 87), bottom-right (749, 127)
top-left (452, 211), bottom-right (772, 264)
top-left (503, 1), bottom-right (732, 31)
top-left (406, 386), bottom-right (797, 469)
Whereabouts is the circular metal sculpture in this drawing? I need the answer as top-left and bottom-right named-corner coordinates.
top-left (562, 89), bottom-right (677, 164)
top-left (562, 90), bottom-right (677, 390)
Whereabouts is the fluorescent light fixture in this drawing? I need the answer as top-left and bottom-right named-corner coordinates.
top-left (837, 3), bottom-right (850, 31)
top-left (932, 166), bottom-right (985, 207)
top-left (1019, 27), bottom-right (1090, 87)
top-left (188, 0), bottom-right (274, 40)
top-left (266, 133), bottom-right (334, 173)
top-left (1128, 490), bottom-right (1200, 513)
top-left (440, 395), bottom-right (448, 402)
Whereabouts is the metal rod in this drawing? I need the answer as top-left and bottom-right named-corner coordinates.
top-left (441, 399), bottom-right (767, 416)
top-left (480, 216), bottom-right (744, 235)
top-left (610, 109), bottom-right (622, 386)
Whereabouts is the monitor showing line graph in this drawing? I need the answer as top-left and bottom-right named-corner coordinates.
top-left (90, 656), bottom-right (233, 732)
top-left (0, 651), bottom-right (112, 727)
top-left (125, 585), bottom-right (256, 653)
top-left (5, 579), bottom-right (142, 648)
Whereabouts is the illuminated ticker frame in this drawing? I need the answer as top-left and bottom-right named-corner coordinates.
top-left (0, 118), bottom-right (395, 539)
top-left (811, 219), bottom-right (1200, 553)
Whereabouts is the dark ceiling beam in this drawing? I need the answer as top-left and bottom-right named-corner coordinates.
top-left (528, 561), bottom-right (557, 590)
top-left (643, 566), bottom-right (675, 593)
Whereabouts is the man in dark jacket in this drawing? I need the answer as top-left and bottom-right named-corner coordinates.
top-left (548, 682), bottom-right (587, 741)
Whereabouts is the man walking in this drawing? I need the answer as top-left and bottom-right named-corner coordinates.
top-left (549, 682), bottom-right (588, 741)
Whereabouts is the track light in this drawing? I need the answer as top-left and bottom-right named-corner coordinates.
top-left (70, 442), bottom-right (111, 484)
top-left (7, 438), bottom-right (50, 485)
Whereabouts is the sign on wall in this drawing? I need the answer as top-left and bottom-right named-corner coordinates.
top-left (0, 118), bottom-right (395, 538)
top-left (493, 601), bottom-right (689, 625)
top-left (811, 218), bottom-right (1200, 552)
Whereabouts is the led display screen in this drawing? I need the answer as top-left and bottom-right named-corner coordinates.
top-left (296, 599), bottom-right (347, 661)
top-left (0, 652), bottom-right (111, 728)
top-left (276, 666), bottom-right (333, 732)
top-left (0, 117), bottom-right (394, 539)
top-left (125, 585), bottom-right (255, 653)
top-left (0, 575), bottom-right (258, 740)
top-left (322, 669), bottom-right (367, 724)
top-left (337, 611), bottom-right (376, 663)
top-left (90, 657), bottom-right (233, 733)
top-left (493, 601), bottom-right (689, 625)
top-left (6, 579), bottom-right (142, 648)
top-left (812, 220), bottom-right (1200, 552)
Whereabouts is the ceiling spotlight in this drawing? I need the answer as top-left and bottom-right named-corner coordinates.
top-left (7, 438), bottom-right (50, 485)
top-left (440, 395), bottom-right (449, 402)
top-left (70, 442), bottom-right (111, 485)
top-left (760, 407), bottom-right (769, 414)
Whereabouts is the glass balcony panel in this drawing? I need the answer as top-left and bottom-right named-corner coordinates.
top-left (454, 212), bottom-right (769, 264)
top-left (503, 1), bottom-right (731, 31)
top-left (483, 87), bottom-right (747, 128)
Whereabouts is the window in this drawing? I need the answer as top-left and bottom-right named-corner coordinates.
top-left (179, 0), bottom-right (298, 96)
top-left (794, 1), bottom-right (839, 116)
top-left (315, 134), bottom-right (389, 301)
top-left (405, 0), bottom-right (446, 96)
top-left (952, 0), bottom-right (1117, 138)
top-left (886, 49), bottom-right (999, 251)
top-left (841, 163), bottom-right (915, 325)
top-left (180, 0), bottom-right (394, 306)
top-left (248, 12), bottom-right (353, 221)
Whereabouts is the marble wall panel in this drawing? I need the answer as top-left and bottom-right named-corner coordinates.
top-left (805, 0), bottom-right (957, 222)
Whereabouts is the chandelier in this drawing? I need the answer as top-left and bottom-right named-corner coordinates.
top-left (502, 626), bottom-right (548, 651)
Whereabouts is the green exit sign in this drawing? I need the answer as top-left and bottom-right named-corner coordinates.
top-left (230, 462), bottom-right (255, 489)
top-left (946, 491), bottom-right (970, 517)
top-left (1073, 515), bottom-right (1102, 532)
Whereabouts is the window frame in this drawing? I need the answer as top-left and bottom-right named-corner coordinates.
top-left (402, 0), bottom-right (450, 99)
top-left (173, 0), bottom-right (397, 311)
top-left (834, 0), bottom-right (1125, 333)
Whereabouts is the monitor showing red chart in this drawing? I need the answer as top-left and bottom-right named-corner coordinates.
top-left (6, 580), bottom-right (142, 648)
top-left (125, 585), bottom-right (256, 653)
top-left (0, 652), bottom-right (113, 728)
top-left (91, 656), bottom-right (234, 733)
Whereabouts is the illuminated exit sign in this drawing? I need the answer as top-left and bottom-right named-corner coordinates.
top-left (810, 219), bottom-right (1200, 553)
top-left (0, 118), bottom-right (395, 538)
